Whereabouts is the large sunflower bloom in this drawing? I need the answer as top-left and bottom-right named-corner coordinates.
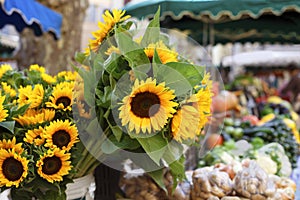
top-left (85, 9), bottom-right (130, 55)
top-left (0, 149), bottom-right (29, 188)
top-left (119, 78), bottom-right (178, 134)
top-left (24, 126), bottom-right (45, 146)
top-left (36, 148), bottom-right (71, 183)
top-left (1, 82), bottom-right (17, 97)
top-left (17, 84), bottom-right (44, 109)
top-left (46, 85), bottom-right (73, 111)
top-left (44, 120), bottom-right (79, 151)
top-left (0, 95), bottom-right (8, 122)
top-left (0, 137), bottom-right (24, 154)
top-left (14, 108), bottom-right (55, 126)
top-left (144, 41), bottom-right (178, 64)
top-left (0, 64), bottom-right (12, 79)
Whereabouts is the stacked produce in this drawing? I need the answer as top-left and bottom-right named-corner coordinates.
top-left (119, 169), bottom-right (192, 200)
top-left (220, 116), bottom-right (299, 169)
top-left (119, 159), bottom-right (296, 200)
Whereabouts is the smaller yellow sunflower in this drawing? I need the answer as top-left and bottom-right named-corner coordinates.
top-left (0, 64), bottom-right (12, 79)
top-left (24, 126), bottom-right (45, 146)
top-left (29, 64), bottom-right (46, 73)
top-left (0, 149), bottom-right (29, 188)
top-left (76, 100), bottom-right (92, 119)
top-left (54, 81), bottom-right (75, 90)
top-left (171, 105), bottom-right (201, 142)
top-left (46, 85), bottom-right (73, 111)
top-left (0, 95), bottom-right (8, 122)
top-left (17, 84), bottom-right (44, 109)
top-left (44, 120), bottom-right (79, 151)
top-left (14, 109), bottom-right (55, 126)
top-left (41, 73), bottom-right (57, 84)
top-left (36, 148), bottom-right (71, 183)
top-left (1, 82), bottom-right (17, 97)
top-left (105, 46), bottom-right (121, 56)
top-left (85, 9), bottom-right (130, 55)
top-left (119, 78), bottom-right (178, 134)
top-left (56, 71), bottom-right (78, 81)
top-left (0, 137), bottom-right (24, 154)
top-left (144, 41), bottom-right (178, 64)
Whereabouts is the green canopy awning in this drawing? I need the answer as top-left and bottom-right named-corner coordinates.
top-left (124, 0), bottom-right (300, 44)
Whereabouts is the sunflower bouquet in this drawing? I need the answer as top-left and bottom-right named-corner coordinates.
top-left (74, 7), bottom-right (213, 191)
top-left (0, 63), bottom-right (99, 199)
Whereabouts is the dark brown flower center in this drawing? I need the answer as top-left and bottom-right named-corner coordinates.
top-left (52, 130), bottom-right (71, 148)
top-left (130, 92), bottom-right (160, 118)
top-left (3, 157), bottom-right (24, 181)
top-left (56, 96), bottom-right (71, 108)
top-left (42, 156), bottom-right (62, 175)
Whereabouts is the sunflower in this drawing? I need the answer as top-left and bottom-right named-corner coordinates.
top-left (171, 73), bottom-right (212, 142)
top-left (0, 149), bottom-right (29, 188)
top-left (85, 9), bottom-right (130, 55)
top-left (171, 105), bottom-right (201, 142)
top-left (0, 137), bottom-right (24, 154)
top-left (46, 85), bottom-right (73, 111)
top-left (0, 95), bottom-right (8, 122)
top-left (56, 71), bottom-right (78, 81)
top-left (44, 120), bottom-right (79, 151)
top-left (55, 81), bottom-right (75, 90)
top-left (29, 64), bottom-right (46, 73)
top-left (36, 148), bottom-right (71, 183)
top-left (14, 108), bottom-right (55, 126)
top-left (24, 127), bottom-right (45, 146)
top-left (105, 45), bottom-right (120, 56)
top-left (191, 73), bottom-right (213, 130)
top-left (76, 100), bottom-right (92, 119)
top-left (1, 82), bottom-right (16, 97)
top-left (119, 78), bottom-right (178, 134)
top-left (0, 64), bottom-right (12, 79)
top-left (17, 84), bottom-right (44, 109)
top-left (144, 41), bottom-right (178, 64)
top-left (41, 73), bottom-right (57, 84)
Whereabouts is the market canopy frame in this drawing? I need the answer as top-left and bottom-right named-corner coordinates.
top-left (124, 0), bottom-right (300, 45)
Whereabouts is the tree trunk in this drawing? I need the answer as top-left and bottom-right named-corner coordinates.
top-left (16, 0), bottom-right (89, 75)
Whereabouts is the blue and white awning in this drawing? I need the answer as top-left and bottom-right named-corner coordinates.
top-left (0, 0), bottom-right (63, 39)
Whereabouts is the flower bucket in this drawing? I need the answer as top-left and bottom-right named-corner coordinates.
top-left (66, 173), bottom-right (95, 200)
top-left (94, 164), bottom-right (122, 200)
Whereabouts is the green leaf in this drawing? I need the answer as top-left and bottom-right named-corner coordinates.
top-left (105, 134), bottom-right (140, 151)
top-left (137, 134), bottom-right (168, 165)
top-left (141, 7), bottom-right (161, 46)
top-left (154, 62), bottom-right (204, 97)
top-left (166, 62), bottom-right (204, 87)
top-left (147, 169), bottom-right (167, 192)
top-left (115, 29), bottom-right (140, 54)
top-left (124, 49), bottom-right (150, 68)
top-left (111, 126), bottom-right (123, 142)
top-left (169, 155), bottom-right (186, 191)
top-left (0, 121), bottom-right (15, 134)
top-left (74, 51), bottom-right (87, 64)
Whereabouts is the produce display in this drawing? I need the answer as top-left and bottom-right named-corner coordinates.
top-left (220, 116), bottom-right (299, 169)
top-left (119, 160), bottom-right (296, 200)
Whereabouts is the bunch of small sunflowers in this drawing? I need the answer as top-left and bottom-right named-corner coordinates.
top-left (0, 63), bottom-right (98, 199)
